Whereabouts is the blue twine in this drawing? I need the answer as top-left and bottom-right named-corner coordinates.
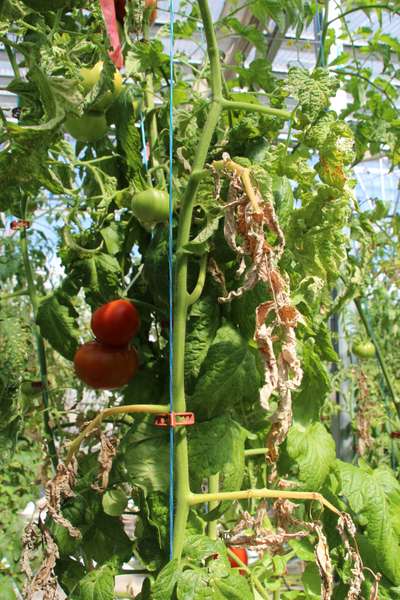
top-left (168, 0), bottom-right (175, 560)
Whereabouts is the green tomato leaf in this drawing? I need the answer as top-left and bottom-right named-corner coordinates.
top-left (152, 558), bottom-right (182, 600)
top-left (189, 324), bottom-right (262, 420)
top-left (287, 423), bottom-right (336, 489)
top-left (185, 293), bottom-right (220, 390)
top-left (102, 489), bottom-right (128, 517)
top-left (75, 253), bottom-right (123, 309)
top-left (76, 563), bottom-right (115, 600)
top-left (119, 417), bottom-right (169, 494)
top-left (36, 291), bottom-right (80, 360)
top-left (335, 460), bottom-right (400, 585)
top-left (188, 416), bottom-right (248, 492)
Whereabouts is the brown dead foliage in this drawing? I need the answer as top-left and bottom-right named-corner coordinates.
top-left (92, 432), bottom-right (119, 493)
top-left (225, 501), bottom-right (380, 599)
top-left (211, 154), bottom-right (303, 479)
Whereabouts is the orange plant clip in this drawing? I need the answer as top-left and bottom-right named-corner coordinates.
top-left (154, 412), bottom-right (195, 428)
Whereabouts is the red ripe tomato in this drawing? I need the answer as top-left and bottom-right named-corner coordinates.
top-left (74, 341), bottom-right (138, 389)
top-left (228, 547), bottom-right (248, 575)
top-left (91, 299), bottom-right (140, 347)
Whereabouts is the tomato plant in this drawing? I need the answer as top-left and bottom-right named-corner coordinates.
top-left (1, 0), bottom-right (400, 599)
top-left (91, 299), bottom-right (140, 346)
top-left (74, 341), bottom-right (138, 389)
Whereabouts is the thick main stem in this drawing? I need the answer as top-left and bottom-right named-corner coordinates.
top-left (20, 225), bottom-right (58, 470)
top-left (172, 0), bottom-right (223, 559)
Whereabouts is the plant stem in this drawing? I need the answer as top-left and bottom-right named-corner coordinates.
top-left (20, 224), bottom-right (58, 470)
top-left (0, 289), bottom-right (29, 301)
top-left (172, 0), bottom-right (293, 560)
top-left (65, 404), bottom-right (169, 464)
top-left (244, 448), bottom-right (268, 457)
top-left (207, 473), bottom-right (219, 540)
top-left (226, 548), bottom-right (270, 600)
top-left (4, 42), bottom-right (20, 78)
top-left (145, 74), bottom-right (166, 188)
top-left (189, 489), bottom-right (341, 517)
top-left (222, 99), bottom-right (291, 121)
top-left (171, 0), bottom-right (224, 560)
top-left (354, 297), bottom-right (400, 418)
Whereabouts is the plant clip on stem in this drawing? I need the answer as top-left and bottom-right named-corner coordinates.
top-left (10, 219), bottom-right (31, 230)
top-left (154, 412), bottom-right (195, 428)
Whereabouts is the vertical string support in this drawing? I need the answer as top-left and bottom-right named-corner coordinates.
top-left (168, 0), bottom-right (175, 561)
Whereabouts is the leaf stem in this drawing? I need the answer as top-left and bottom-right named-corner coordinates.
top-left (244, 448), bottom-right (268, 457)
top-left (188, 489), bottom-right (341, 517)
top-left (65, 403), bottom-right (169, 465)
top-left (222, 99), bottom-right (291, 120)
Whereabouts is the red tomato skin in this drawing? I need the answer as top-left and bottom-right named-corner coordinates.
top-left (228, 547), bottom-right (248, 575)
top-left (115, 0), bottom-right (126, 22)
top-left (91, 299), bottom-right (140, 347)
top-left (74, 341), bottom-right (138, 389)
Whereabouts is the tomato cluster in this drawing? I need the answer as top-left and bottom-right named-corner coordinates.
top-left (74, 299), bottom-right (140, 389)
top-left (64, 61), bottom-right (123, 143)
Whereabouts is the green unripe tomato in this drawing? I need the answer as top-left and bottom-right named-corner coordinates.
top-left (64, 111), bottom-right (108, 143)
top-left (132, 189), bottom-right (172, 225)
top-left (352, 341), bottom-right (376, 359)
top-left (79, 61), bottom-right (123, 111)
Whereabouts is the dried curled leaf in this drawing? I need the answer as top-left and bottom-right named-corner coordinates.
top-left (21, 459), bottom-right (79, 599)
top-left (92, 432), bottom-right (119, 493)
top-left (211, 154), bottom-right (303, 477)
top-left (22, 523), bottom-right (59, 600)
top-left (337, 513), bottom-right (381, 600)
top-left (314, 523), bottom-right (333, 600)
top-left (46, 459), bottom-right (80, 538)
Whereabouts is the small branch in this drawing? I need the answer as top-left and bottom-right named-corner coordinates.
top-left (4, 42), bottom-right (20, 78)
top-left (222, 99), bottom-right (291, 121)
top-left (0, 289), bottom-right (29, 301)
top-left (187, 254), bottom-right (208, 305)
top-left (226, 548), bottom-right (270, 600)
top-left (65, 403), bottom-right (169, 465)
top-left (189, 489), bottom-right (341, 517)
top-left (354, 297), bottom-right (400, 418)
top-left (244, 448), bottom-right (268, 457)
